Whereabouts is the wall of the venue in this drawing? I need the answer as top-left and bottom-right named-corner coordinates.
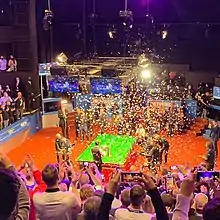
top-left (185, 71), bottom-right (218, 88)
top-left (0, 111), bottom-right (42, 153)
top-left (0, 0), bottom-right (38, 85)
top-left (151, 63), bottom-right (218, 88)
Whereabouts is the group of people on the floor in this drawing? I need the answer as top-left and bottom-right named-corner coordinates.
top-left (196, 91), bottom-right (212, 118)
top-left (55, 133), bottom-right (74, 163)
top-left (136, 132), bottom-right (170, 173)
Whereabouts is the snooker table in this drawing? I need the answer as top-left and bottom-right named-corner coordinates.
top-left (77, 134), bottom-right (136, 167)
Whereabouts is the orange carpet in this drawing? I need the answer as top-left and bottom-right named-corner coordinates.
top-left (7, 119), bottom-right (220, 176)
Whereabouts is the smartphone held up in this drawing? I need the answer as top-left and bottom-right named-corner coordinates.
top-left (196, 171), bottom-right (220, 182)
top-left (121, 172), bottom-right (142, 182)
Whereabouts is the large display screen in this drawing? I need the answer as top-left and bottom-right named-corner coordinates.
top-left (90, 78), bottom-right (122, 95)
top-left (38, 63), bottom-right (56, 76)
top-left (49, 76), bottom-right (79, 93)
top-left (213, 86), bottom-right (220, 100)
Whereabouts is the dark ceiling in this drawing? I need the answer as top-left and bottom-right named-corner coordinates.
top-left (50, 0), bottom-right (220, 23)
top-left (36, 0), bottom-right (220, 71)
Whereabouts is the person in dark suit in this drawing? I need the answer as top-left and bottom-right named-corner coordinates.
top-left (79, 111), bottom-right (89, 141)
top-left (91, 142), bottom-right (103, 172)
top-left (58, 107), bottom-right (69, 138)
top-left (157, 136), bottom-right (170, 164)
top-left (24, 77), bottom-right (36, 111)
top-left (199, 142), bottom-right (215, 171)
top-left (209, 120), bottom-right (220, 160)
top-left (14, 92), bottom-right (25, 120)
top-left (74, 108), bottom-right (80, 139)
top-left (5, 102), bottom-right (15, 125)
top-left (55, 133), bottom-right (74, 163)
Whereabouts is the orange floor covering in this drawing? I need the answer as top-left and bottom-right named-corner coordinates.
top-left (7, 119), bottom-right (220, 179)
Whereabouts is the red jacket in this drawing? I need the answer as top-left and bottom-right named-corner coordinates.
top-left (29, 170), bottom-right (47, 220)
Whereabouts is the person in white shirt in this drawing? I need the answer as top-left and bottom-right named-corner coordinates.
top-left (33, 164), bottom-right (81, 220)
top-left (0, 56), bottom-right (7, 71)
top-left (0, 92), bottom-right (12, 108)
top-left (135, 124), bottom-right (146, 138)
top-left (115, 185), bottom-right (153, 220)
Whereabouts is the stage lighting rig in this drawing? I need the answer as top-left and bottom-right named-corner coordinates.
top-left (138, 54), bottom-right (150, 69)
top-left (43, 10), bottom-right (54, 31)
top-left (44, 10), bottom-right (53, 23)
top-left (119, 0), bottom-right (133, 29)
top-left (141, 69), bottom-right (151, 79)
top-left (55, 53), bottom-right (79, 74)
top-left (119, 10), bottom-right (133, 30)
top-left (107, 25), bottom-right (117, 39)
top-left (119, 10), bottom-right (133, 18)
top-left (56, 53), bottom-right (68, 65)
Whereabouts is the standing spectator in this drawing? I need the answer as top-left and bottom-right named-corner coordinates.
top-left (33, 164), bottom-right (81, 220)
top-left (79, 184), bottom-right (95, 204)
top-left (203, 198), bottom-right (220, 220)
top-left (14, 92), bottom-right (25, 120)
top-left (5, 101), bottom-right (15, 125)
top-left (25, 77), bottom-right (36, 111)
top-left (7, 55), bottom-right (17, 72)
top-left (200, 92), bottom-right (211, 119)
top-left (172, 172), bottom-right (196, 220)
top-left (58, 106), bottom-right (69, 138)
top-left (91, 142), bottom-right (103, 172)
top-left (0, 107), bottom-right (3, 130)
top-left (199, 142), bottom-right (215, 170)
top-left (189, 193), bottom-right (208, 220)
top-left (0, 84), bottom-right (4, 97)
top-left (0, 55), bottom-right (7, 71)
top-left (15, 77), bottom-right (24, 94)
top-left (77, 196), bottom-right (109, 220)
top-left (0, 92), bottom-right (13, 108)
top-left (209, 120), bottom-right (220, 161)
top-left (98, 172), bottom-right (169, 220)
top-left (110, 188), bottom-right (131, 217)
top-left (0, 153), bottom-right (30, 220)
top-left (115, 185), bottom-right (154, 220)
top-left (2, 106), bottom-right (9, 128)
top-left (5, 85), bottom-right (12, 97)
top-left (79, 111), bottom-right (89, 141)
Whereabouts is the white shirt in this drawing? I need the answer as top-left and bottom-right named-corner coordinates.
top-left (0, 58), bottom-right (7, 70)
top-left (115, 207), bottom-right (153, 220)
top-left (0, 96), bottom-right (12, 106)
top-left (33, 190), bottom-right (79, 220)
top-left (136, 128), bottom-right (146, 137)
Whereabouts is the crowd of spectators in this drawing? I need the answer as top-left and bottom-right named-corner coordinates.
top-left (0, 55), bottom-right (17, 72)
top-left (0, 78), bottom-right (25, 130)
top-left (0, 151), bottom-right (220, 220)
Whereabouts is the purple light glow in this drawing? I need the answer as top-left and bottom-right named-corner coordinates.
top-left (140, 0), bottom-right (148, 6)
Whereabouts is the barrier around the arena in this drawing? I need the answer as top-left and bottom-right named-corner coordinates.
top-left (148, 99), bottom-right (197, 118)
top-left (0, 111), bottom-right (42, 153)
top-left (74, 94), bottom-right (123, 118)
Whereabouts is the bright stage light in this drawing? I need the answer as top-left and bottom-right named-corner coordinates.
top-left (108, 31), bottom-right (114, 39)
top-left (138, 54), bottom-right (149, 69)
top-left (56, 52), bottom-right (68, 64)
top-left (162, 30), bottom-right (168, 39)
top-left (61, 99), bottom-right (68, 104)
top-left (141, 69), bottom-right (151, 78)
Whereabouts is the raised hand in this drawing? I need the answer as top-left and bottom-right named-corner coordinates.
top-left (106, 170), bottom-right (121, 195)
top-left (0, 152), bottom-right (12, 169)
